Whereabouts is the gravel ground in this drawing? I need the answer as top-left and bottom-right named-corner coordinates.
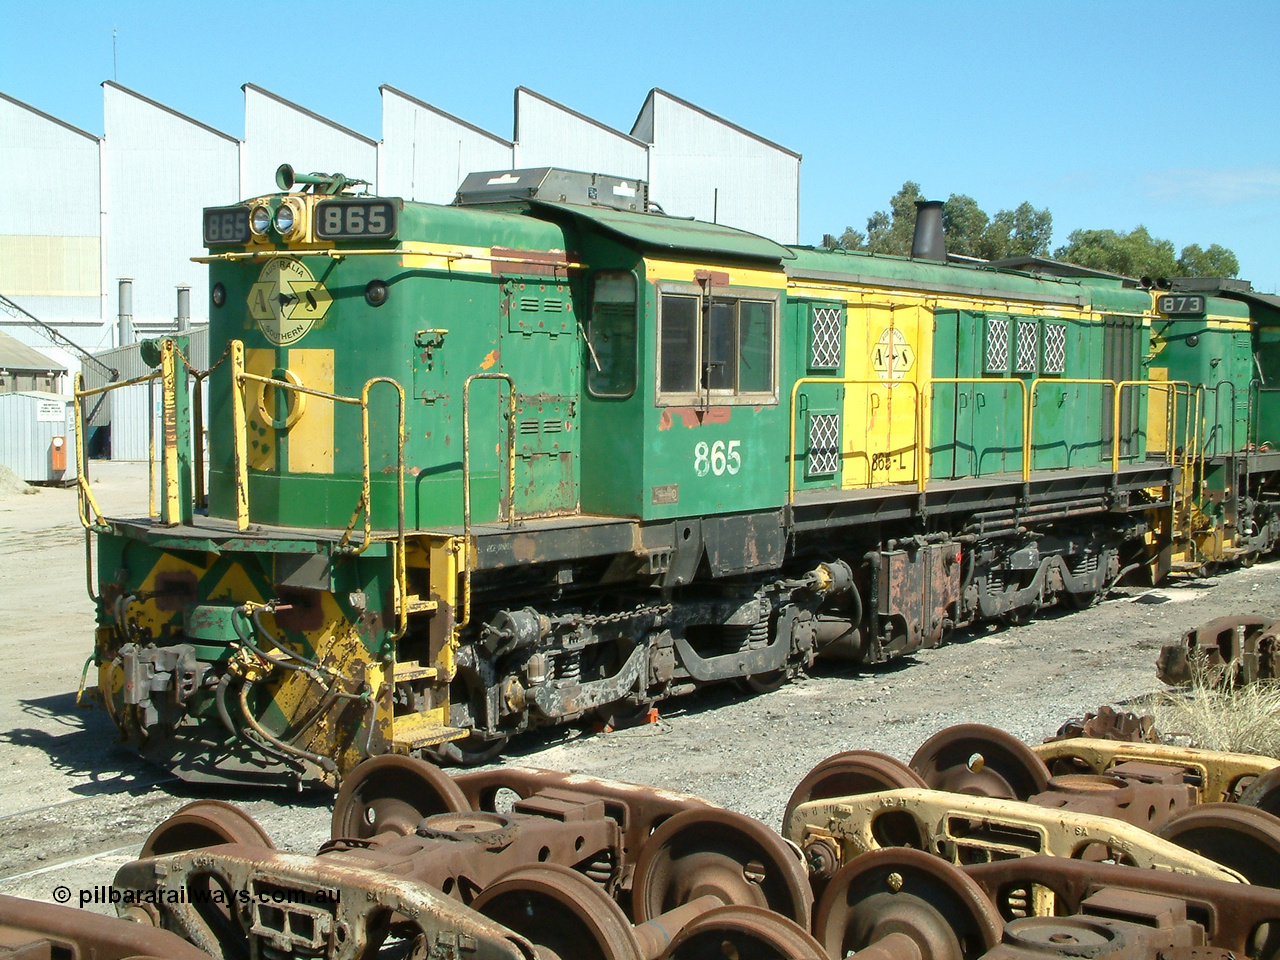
top-left (3, 461), bottom-right (1279, 913)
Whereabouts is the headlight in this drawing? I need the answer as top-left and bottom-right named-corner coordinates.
top-left (250, 205), bottom-right (271, 236)
top-left (273, 203), bottom-right (296, 237)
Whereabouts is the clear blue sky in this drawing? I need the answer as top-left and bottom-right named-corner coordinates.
top-left (4, 0), bottom-right (1279, 289)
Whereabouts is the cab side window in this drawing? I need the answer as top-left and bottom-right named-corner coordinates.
top-left (586, 271), bottom-right (638, 398)
top-left (657, 284), bottom-right (778, 404)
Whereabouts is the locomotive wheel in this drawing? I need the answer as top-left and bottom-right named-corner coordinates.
top-left (431, 734), bottom-right (509, 768)
top-left (741, 670), bottom-right (787, 695)
top-left (784, 751), bottom-right (928, 827)
top-left (657, 904), bottom-right (827, 960)
top-left (141, 800), bottom-right (275, 858)
top-left (814, 847), bottom-right (1002, 960)
top-left (331, 754), bottom-right (469, 840)
top-left (1241, 766), bottom-right (1280, 816)
top-left (909, 724), bottom-right (1050, 800)
top-left (472, 863), bottom-right (643, 960)
top-left (1156, 802), bottom-right (1280, 887)
top-left (631, 808), bottom-right (812, 927)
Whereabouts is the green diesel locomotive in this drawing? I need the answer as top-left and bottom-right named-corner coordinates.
top-left (75, 165), bottom-right (1280, 786)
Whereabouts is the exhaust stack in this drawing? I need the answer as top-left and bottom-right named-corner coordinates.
top-left (911, 199), bottom-right (946, 262)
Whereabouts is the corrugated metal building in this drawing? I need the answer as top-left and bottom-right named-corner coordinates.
top-left (102, 83), bottom-right (240, 337)
top-left (82, 326), bottom-right (210, 461)
top-left (0, 391), bottom-right (77, 483)
top-left (378, 85), bottom-right (513, 204)
top-left (513, 87), bottom-right (649, 181)
top-left (241, 85), bottom-right (378, 199)
top-left (633, 88), bottom-right (800, 244)
top-left (0, 329), bottom-right (66, 394)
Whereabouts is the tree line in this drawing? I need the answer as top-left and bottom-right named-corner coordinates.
top-left (822, 181), bottom-right (1239, 279)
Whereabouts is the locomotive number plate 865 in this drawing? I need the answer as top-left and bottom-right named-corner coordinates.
top-left (203, 205), bottom-right (250, 245)
top-left (315, 200), bottom-right (397, 239)
top-left (1157, 294), bottom-right (1205, 316)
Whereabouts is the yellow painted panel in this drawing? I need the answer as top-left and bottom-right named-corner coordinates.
top-left (1147, 368), bottom-right (1169, 455)
top-left (245, 348), bottom-right (277, 471)
top-left (0, 235), bottom-right (100, 297)
top-left (286, 348), bottom-right (335, 474)
top-left (835, 302), bottom-right (929, 490)
top-left (643, 258), bottom-right (788, 290)
top-left (400, 241), bottom-right (493, 273)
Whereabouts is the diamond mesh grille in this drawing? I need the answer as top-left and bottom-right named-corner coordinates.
top-left (808, 413), bottom-right (840, 476)
top-left (1044, 323), bottom-right (1066, 374)
top-left (810, 307), bottom-right (842, 369)
top-left (986, 317), bottom-right (1009, 372)
top-left (1016, 320), bottom-right (1038, 372)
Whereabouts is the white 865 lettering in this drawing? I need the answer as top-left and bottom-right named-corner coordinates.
top-left (693, 440), bottom-right (742, 477)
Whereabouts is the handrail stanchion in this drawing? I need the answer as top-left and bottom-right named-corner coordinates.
top-left (1027, 378), bottom-right (1117, 476)
top-left (787, 377), bottom-right (921, 504)
top-left (229, 340), bottom-right (250, 531)
top-left (923, 377), bottom-right (1029, 483)
top-left (461, 373), bottom-right (517, 631)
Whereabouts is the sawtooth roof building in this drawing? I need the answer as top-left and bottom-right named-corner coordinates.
top-left (0, 83), bottom-right (801, 375)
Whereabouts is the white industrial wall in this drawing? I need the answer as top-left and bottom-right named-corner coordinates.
top-left (242, 85), bottom-right (378, 199)
top-left (514, 87), bottom-right (648, 181)
top-left (378, 86), bottom-right (513, 204)
top-left (102, 83), bottom-right (239, 336)
top-left (634, 89), bottom-right (800, 244)
top-left (0, 93), bottom-right (103, 366)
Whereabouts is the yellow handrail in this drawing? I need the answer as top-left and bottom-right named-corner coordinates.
top-left (227, 340), bottom-right (409, 635)
top-left (787, 377), bottom-right (921, 504)
top-left (460, 372), bottom-right (518, 632)
top-left (1026, 378), bottom-right (1116, 477)
top-left (1112, 380), bottom-right (1174, 472)
top-left (925, 378), bottom-right (1030, 483)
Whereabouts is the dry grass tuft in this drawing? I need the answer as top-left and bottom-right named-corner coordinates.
top-left (1149, 661), bottom-right (1280, 758)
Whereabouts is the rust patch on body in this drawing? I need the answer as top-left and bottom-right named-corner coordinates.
top-left (480, 349), bottom-right (499, 370)
top-left (658, 407), bottom-right (732, 430)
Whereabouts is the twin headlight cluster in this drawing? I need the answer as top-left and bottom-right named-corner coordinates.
top-left (250, 197), bottom-right (307, 241)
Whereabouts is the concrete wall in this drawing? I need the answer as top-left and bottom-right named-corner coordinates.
top-left (514, 87), bottom-right (648, 181)
top-left (0, 92), bottom-right (103, 361)
top-left (378, 85), bottom-right (512, 204)
top-left (634, 89), bottom-right (800, 244)
top-left (242, 85), bottom-right (378, 199)
top-left (102, 83), bottom-right (239, 336)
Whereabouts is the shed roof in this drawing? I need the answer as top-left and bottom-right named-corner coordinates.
top-left (0, 331), bottom-right (66, 373)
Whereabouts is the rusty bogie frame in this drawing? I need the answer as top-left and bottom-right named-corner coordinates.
top-left (1031, 737), bottom-right (1280, 804)
top-left (783, 787), bottom-right (1244, 882)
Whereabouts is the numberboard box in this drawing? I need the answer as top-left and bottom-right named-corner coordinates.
top-left (0, 391), bottom-right (77, 483)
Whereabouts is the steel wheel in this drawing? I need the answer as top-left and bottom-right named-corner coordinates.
top-left (742, 670), bottom-right (788, 695)
top-left (814, 847), bottom-right (1002, 960)
top-left (658, 904), bottom-right (827, 960)
top-left (785, 751), bottom-right (927, 827)
top-left (431, 733), bottom-right (510, 767)
top-left (331, 754), bottom-right (469, 839)
top-left (910, 724), bottom-right (1050, 800)
top-left (632, 808), bottom-right (813, 928)
top-left (1241, 766), bottom-right (1280, 817)
top-left (141, 800), bottom-right (274, 858)
top-left (472, 863), bottom-right (643, 960)
top-left (1157, 802), bottom-right (1280, 887)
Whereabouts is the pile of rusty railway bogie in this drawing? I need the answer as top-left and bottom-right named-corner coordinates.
top-left (19, 721), bottom-right (1280, 960)
top-left (1157, 613), bottom-right (1280, 687)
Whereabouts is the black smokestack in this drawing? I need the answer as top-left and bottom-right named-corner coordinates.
top-left (911, 199), bottom-right (946, 262)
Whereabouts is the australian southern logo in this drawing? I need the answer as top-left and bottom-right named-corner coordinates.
top-left (248, 257), bottom-right (332, 345)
